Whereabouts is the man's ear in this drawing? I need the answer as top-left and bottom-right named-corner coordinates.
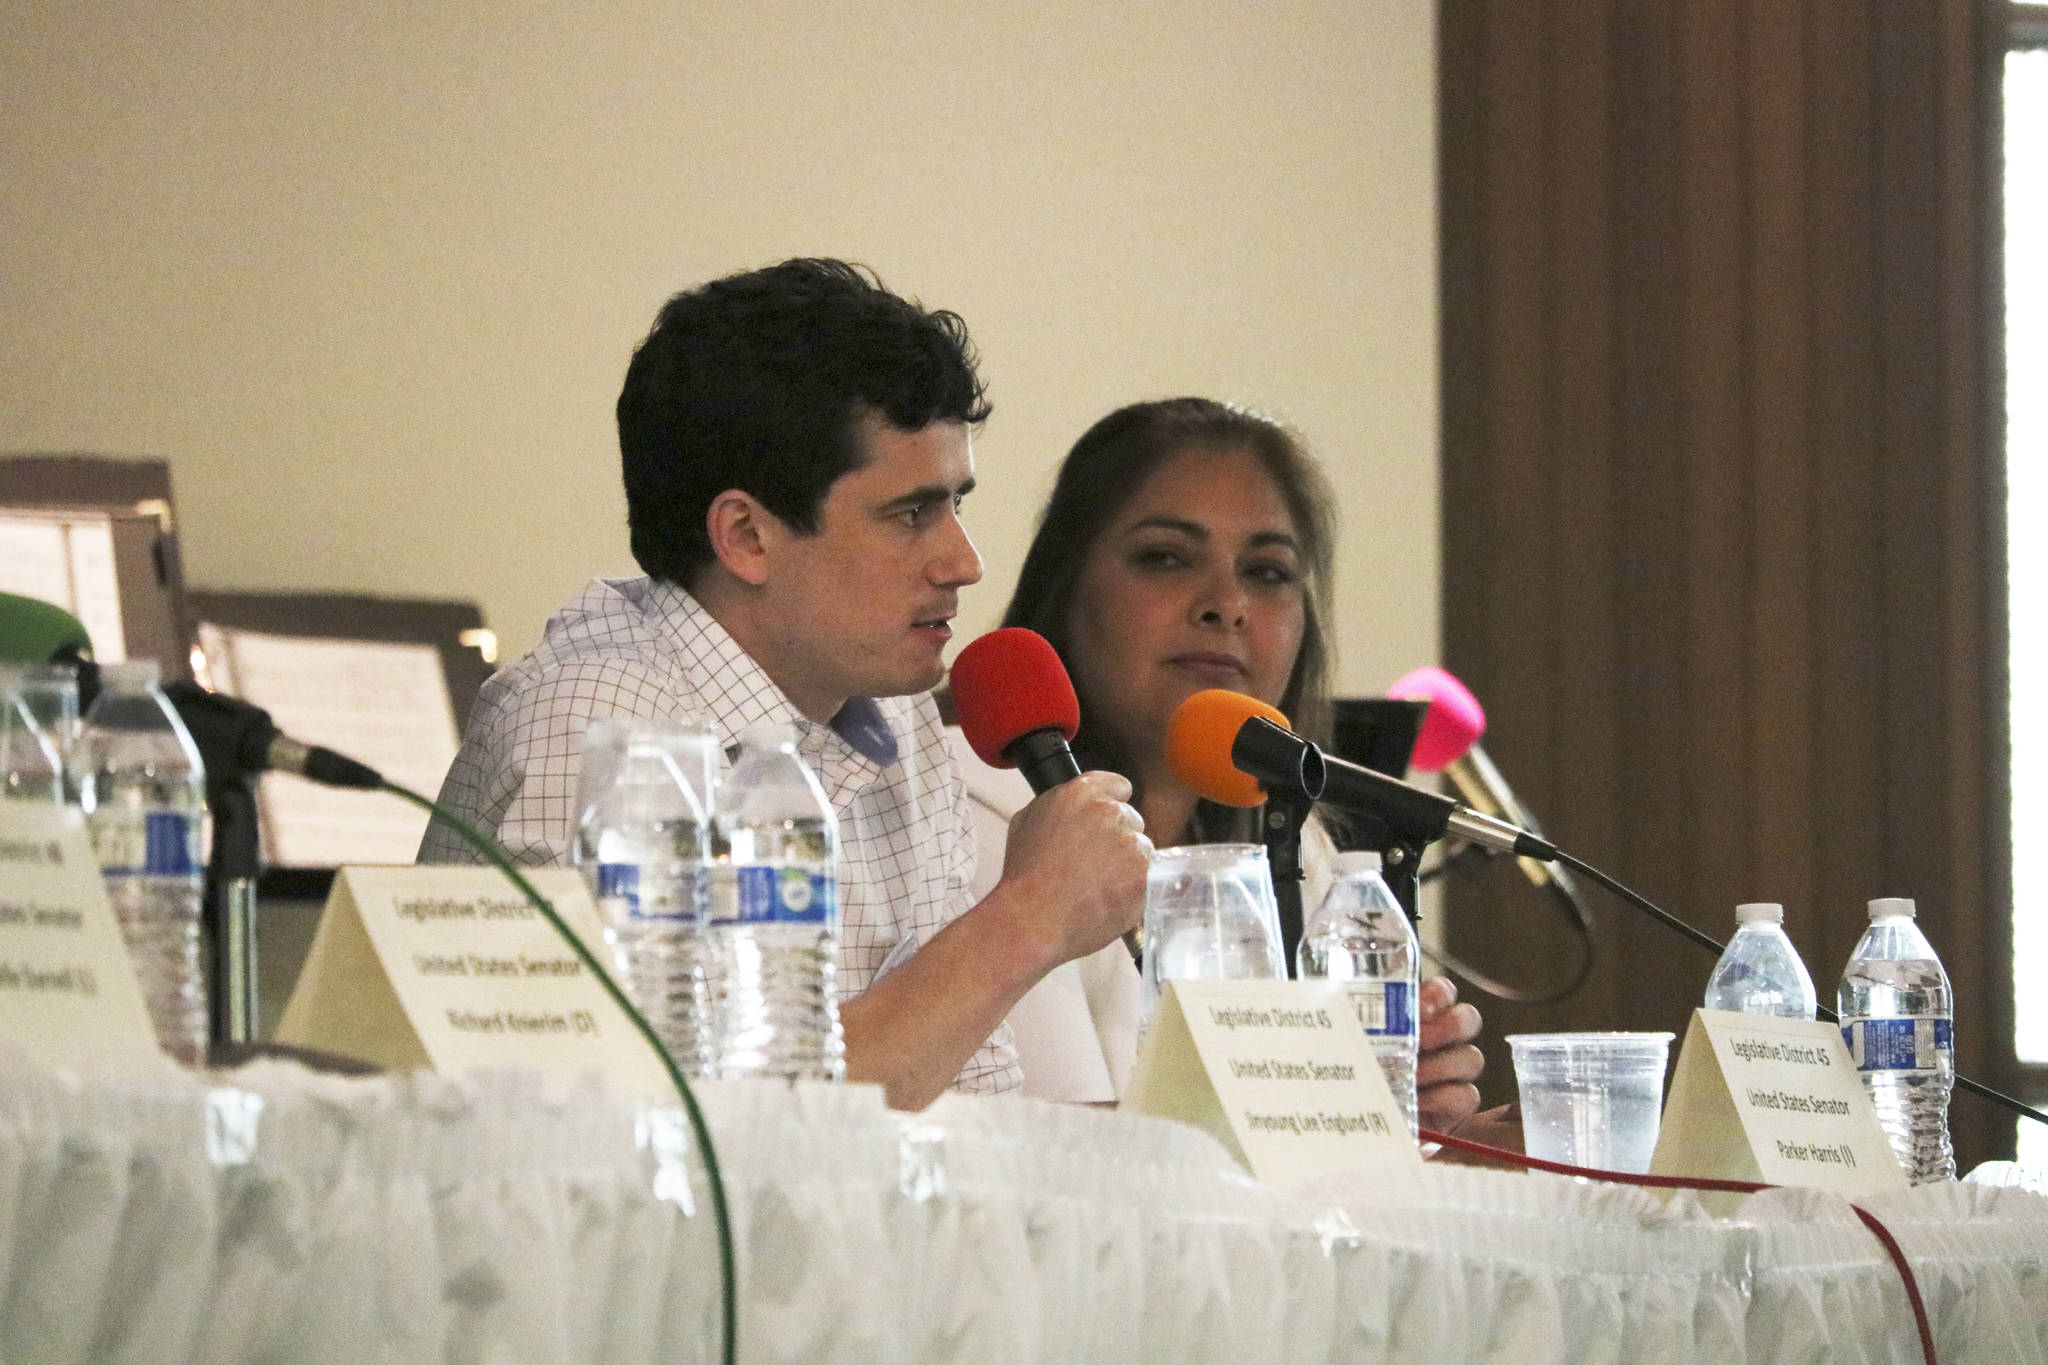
top-left (705, 490), bottom-right (780, 587)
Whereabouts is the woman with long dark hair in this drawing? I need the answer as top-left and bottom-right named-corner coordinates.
top-left (971, 398), bottom-right (1485, 1124)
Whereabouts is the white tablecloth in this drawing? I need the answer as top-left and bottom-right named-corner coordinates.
top-left (1, 1057), bottom-right (2043, 1364)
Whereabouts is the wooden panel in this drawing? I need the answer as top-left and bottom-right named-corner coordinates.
top-left (1438, 0), bottom-right (1569, 1005)
top-left (1744, 0), bottom-right (1817, 938)
top-left (1608, 0), bottom-right (1693, 1033)
top-left (1474, 0), bottom-right (1553, 828)
top-left (1439, 0), bottom-right (2008, 1165)
top-left (1544, 0), bottom-right (1620, 920)
top-left (1968, 0), bottom-right (2022, 1131)
top-left (1678, 0), bottom-right (1751, 948)
top-left (1931, 0), bottom-right (2005, 1157)
top-left (1801, 0), bottom-right (1884, 982)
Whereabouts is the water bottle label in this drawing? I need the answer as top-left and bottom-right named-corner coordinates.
top-left (1843, 1016), bottom-right (1953, 1072)
top-left (595, 862), bottom-right (642, 916)
top-left (724, 864), bottom-right (832, 924)
top-left (1345, 980), bottom-right (1414, 1037)
top-left (93, 811), bottom-right (199, 877)
top-left (594, 862), bottom-right (701, 920)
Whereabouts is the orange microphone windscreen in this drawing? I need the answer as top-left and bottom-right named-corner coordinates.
top-left (1166, 689), bottom-right (1291, 808)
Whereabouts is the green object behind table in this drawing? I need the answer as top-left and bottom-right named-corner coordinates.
top-left (0, 591), bottom-right (94, 664)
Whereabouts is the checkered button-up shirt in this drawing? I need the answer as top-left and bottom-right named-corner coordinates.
top-left (418, 575), bottom-right (1019, 1094)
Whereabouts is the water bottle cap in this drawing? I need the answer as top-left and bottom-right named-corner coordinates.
top-left (1868, 896), bottom-right (1916, 921)
top-left (1734, 901), bottom-right (1784, 924)
top-left (99, 660), bottom-right (161, 691)
top-left (1332, 850), bottom-right (1383, 875)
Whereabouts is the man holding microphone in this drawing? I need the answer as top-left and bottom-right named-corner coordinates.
top-left (420, 258), bottom-right (1150, 1109)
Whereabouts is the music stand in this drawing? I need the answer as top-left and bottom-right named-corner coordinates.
top-left (0, 453), bottom-right (195, 677)
top-left (187, 591), bottom-right (492, 1040)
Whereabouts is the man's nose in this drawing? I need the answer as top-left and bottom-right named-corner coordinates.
top-left (930, 514), bottom-right (982, 588)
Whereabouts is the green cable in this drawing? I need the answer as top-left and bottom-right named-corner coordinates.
top-left (382, 781), bottom-right (737, 1365)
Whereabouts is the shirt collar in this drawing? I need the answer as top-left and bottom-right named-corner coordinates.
top-left (641, 578), bottom-right (902, 771)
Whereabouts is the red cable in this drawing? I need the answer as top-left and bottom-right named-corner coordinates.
top-left (1849, 1204), bottom-right (1939, 1365)
top-left (1419, 1127), bottom-right (1937, 1365)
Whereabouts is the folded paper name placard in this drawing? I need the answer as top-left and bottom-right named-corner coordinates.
top-left (0, 800), bottom-right (168, 1075)
top-left (275, 865), bottom-right (671, 1097)
top-left (1650, 1008), bottom-right (1907, 1197)
top-left (1124, 977), bottom-right (1423, 1189)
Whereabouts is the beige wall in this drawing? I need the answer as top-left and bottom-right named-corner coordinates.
top-left (2, 2), bottom-right (1438, 697)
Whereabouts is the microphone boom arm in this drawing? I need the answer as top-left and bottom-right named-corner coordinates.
top-left (1232, 716), bottom-right (1558, 861)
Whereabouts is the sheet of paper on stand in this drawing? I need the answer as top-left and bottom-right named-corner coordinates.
top-left (197, 623), bottom-right (461, 866)
top-left (0, 511), bottom-right (126, 661)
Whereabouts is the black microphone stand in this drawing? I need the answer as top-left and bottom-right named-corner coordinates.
top-left (1372, 824), bottom-right (1431, 927)
top-left (156, 680), bottom-right (270, 1059)
top-left (1259, 789), bottom-right (1315, 977)
top-left (1264, 801), bottom-right (1432, 976)
top-left (202, 771), bottom-right (262, 1055)
top-left (1316, 808), bottom-right (1429, 925)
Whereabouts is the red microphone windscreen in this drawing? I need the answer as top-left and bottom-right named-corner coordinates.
top-left (950, 628), bottom-right (1082, 769)
top-left (1387, 666), bottom-right (1486, 773)
top-left (1165, 689), bottom-right (1291, 808)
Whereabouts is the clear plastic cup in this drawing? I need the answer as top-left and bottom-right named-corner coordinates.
top-left (1141, 843), bottom-right (1286, 1019)
top-left (1508, 1031), bottom-right (1675, 1174)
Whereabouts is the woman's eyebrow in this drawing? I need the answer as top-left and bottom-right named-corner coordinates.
top-left (1245, 529), bottom-right (1302, 552)
top-left (1124, 515), bottom-right (1207, 539)
top-left (1124, 516), bottom-right (1301, 552)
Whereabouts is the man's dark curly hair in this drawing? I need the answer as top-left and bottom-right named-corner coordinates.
top-left (617, 258), bottom-right (991, 588)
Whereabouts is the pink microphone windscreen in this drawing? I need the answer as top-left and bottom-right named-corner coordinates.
top-left (1387, 665), bottom-right (1486, 773)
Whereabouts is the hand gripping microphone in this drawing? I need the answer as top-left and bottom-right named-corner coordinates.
top-left (949, 628), bottom-right (1084, 794)
top-left (1165, 688), bottom-right (1558, 862)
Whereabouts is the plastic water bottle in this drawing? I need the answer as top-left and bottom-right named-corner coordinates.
top-left (1703, 902), bottom-right (1817, 1018)
top-left (1297, 850), bottom-right (1419, 1138)
top-left (73, 661), bottom-right (208, 1067)
top-left (573, 721), bottom-right (714, 1077)
top-left (1, 666), bottom-right (65, 803)
top-left (1838, 897), bottom-right (1955, 1185)
top-left (710, 722), bottom-right (844, 1082)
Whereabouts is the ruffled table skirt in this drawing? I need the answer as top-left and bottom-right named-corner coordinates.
top-left (1, 1058), bottom-right (2043, 1364)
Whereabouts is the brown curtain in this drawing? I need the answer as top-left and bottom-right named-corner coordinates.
top-left (1437, 0), bottom-right (2016, 1169)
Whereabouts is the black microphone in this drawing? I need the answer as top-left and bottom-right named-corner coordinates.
top-left (1230, 714), bottom-right (1559, 862)
top-left (70, 657), bottom-right (384, 790)
top-left (162, 681), bottom-right (385, 790)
